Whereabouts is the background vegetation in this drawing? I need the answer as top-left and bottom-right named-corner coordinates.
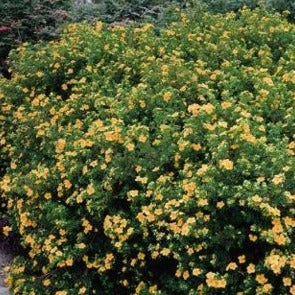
top-left (0, 1), bottom-right (294, 294)
top-left (0, 0), bottom-right (72, 76)
top-left (1, 6), bottom-right (294, 294)
top-left (1, 0), bottom-right (295, 76)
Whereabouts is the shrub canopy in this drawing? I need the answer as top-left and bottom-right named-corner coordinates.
top-left (0, 7), bottom-right (295, 295)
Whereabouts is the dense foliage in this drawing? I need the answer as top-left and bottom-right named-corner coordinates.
top-left (71, 0), bottom-right (295, 23)
top-left (203, 0), bottom-right (294, 16)
top-left (71, 0), bottom-right (190, 23)
top-left (1, 6), bottom-right (295, 295)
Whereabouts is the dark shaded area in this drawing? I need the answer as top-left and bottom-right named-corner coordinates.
top-left (0, 217), bottom-right (22, 256)
top-left (0, 60), bottom-right (11, 80)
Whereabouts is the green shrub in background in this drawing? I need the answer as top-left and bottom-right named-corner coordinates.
top-left (1, 6), bottom-right (295, 294)
top-left (266, 0), bottom-right (295, 19)
top-left (0, 0), bottom-right (72, 75)
top-left (0, 0), bottom-right (191, 77)
top-left (202, 0), bottom-right (295, 19)
top-left (70, 0), bottom-right (295, 24)
top-left (69, 0), bottom-right (192, 24)
top-left (202, 0), bottom-right (258, 13)
top-left (1, 0), bottom-right (294, 77)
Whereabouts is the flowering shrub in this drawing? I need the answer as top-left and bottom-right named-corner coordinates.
top-left (1, 7), bottom-right (295, 294)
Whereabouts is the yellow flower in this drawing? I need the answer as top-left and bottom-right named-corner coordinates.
top-left (36, 71), bottom-right (44, 78)
top-left (210, 73), bottom-right (217, 80)
top-left (183, 270), bottom-right (189, 280)
top-left (221, 101), bottom-right (232, 109)
top-left (122, 280), bottom-right (128, 287)
top-left (126, 143), bottom-right (135, 151)
top-left (262, 77), bottom-right (274, 86)
top-left (148, 285), bottom-right (158, 293)
top-left (216, 201), bottom-right (225, 209)
top-left (163, 91), bottom-right (172, 102)
top-left (64, 179), bottom-right (72, 189)
top-left (290, 255), bottom-right (295, 268)
top-left (187, 248), bottom-right (194, 255)
top-left (202, 103), bottom-right (215, 114)
top-left (274, 234), bottom-right (286, 246)
top-left (79, 287), bottom-right (87, 294)
top-left (135, 176), bottom-right (148, 184)
top-left (82, 219), bottom-right (93, 234)
top-left (61, 84), bottom-right (68, 91)
top-left (219, 159), bottom-right (234, 170)
top-left (44, 193), bottom-right (52, 201)
top-left (191, 143), bottom-right (202, 151)
top-left (188, 104), bottom-right (200, 116)
top-left (56, 139), bottom-right (66, 153)
top-left (251, 194), bottom-right (262, 203)
top-left (284, 217), bottom-right (295, 227)
top-left (76, 243), bottom-right (86, 249)
top-left (165, 29), bottom-right (176, 36)
top-left (104, 130), bottom-right (122, 142)
top-left (65, 258), bottom-right (73, 266)
top-left (262, 283), bottom-right (273, 293)
top-left (206, 272), bottom-right (227, 289)
top-left (139, 100), bottom-right (146, 108)
top-left (247, 263), bottom-right (256, 274)
top-left (95, 21), bottom-right (103, 32)
top-left (86, 184), bottom-right (95, 195)
top-left (197, 164), bottom-right (209, 176)
top-left (138, 135), bottom-right (147, 143)
top-left (192, 268), bottom-right (202, 276)
top-left (76, 194), bottom-right (83, 203)
top-left (55, 292), bottom-right (68, 295)
top-left (182, 182), bottom-right (196, 197)
top-left (101, 163), bottom-right (107, 170)
top-left (256, 274), bottom-right (268, 285)
top-left (226, 262), bottom-right (238, 271)
top-left (160, 248), bottom-right (171, 256)
top-left (161, 65), bottom-right (169, 75)
top-left (2, 226), bottom-right (12, 236)
top-left (128, 190), bottom-right (139, 199)
top-left (197, 198), bottom-right (208, 207)
top-left (241, 133), bottom-right (257, 144)
top-left (249, 234), bottom-right (258, 242)
top-left (283, 277), bottom-right (292, 287)
top-left (25, 186), bottom-right (34, 197)
top-left (135, 281), bottom-right (145, 295)
top-left (272, 174), bottom-right (284, 185)
top-left (43, 279), bottom-right (51, 286)
top-left (265, 252), bottom-right (286, 274)
top-left (137, 253), bottom-right (145, 260)
top-left (53, 62), bottom-right (60, 69)
top-left (238, 255), bottom-right (246, 264)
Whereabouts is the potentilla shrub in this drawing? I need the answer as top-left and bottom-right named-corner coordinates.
top-left (0, 7), bottom-right (295, 295)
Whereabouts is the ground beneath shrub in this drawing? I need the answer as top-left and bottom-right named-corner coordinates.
top-left (0, 247), bottom-right (11, 295)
